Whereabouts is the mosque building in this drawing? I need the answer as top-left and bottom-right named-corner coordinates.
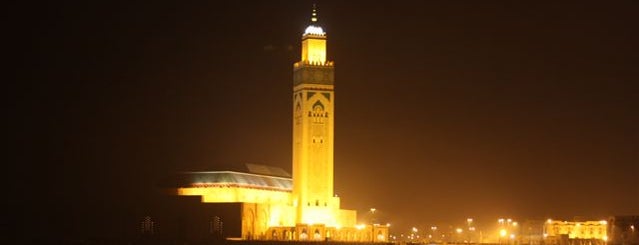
top-left (169, 6), bottom-right (390, 242)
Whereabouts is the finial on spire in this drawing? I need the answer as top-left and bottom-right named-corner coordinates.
top-left (311, 4), bottom-right (318, 23)
top-left (303, 3), bottom-right (325, 36)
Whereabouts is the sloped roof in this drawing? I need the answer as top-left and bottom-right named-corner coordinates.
top-left (245, 163), bottom-right (291, 178)
top-left (160, 163), bottom-right (292, 192)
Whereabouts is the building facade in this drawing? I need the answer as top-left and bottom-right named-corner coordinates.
top-left (544, 219), bottom-right (608, 245)
top-left (173, 7), bottom-right (389, 242)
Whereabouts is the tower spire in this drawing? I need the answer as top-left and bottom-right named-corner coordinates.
top-left (303, 4), bottom-right (325, 36)
top-left (311, 4), bottom-right (318, 23)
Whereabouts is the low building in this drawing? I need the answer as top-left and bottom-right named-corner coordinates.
top-left (607, 216), bottom-right (638, 245)
top-left (544, 219), bottom-right (607, 245)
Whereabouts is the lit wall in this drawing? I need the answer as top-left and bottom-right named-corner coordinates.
top-left (178, 187), bottom-right (290, 204)
top-left (301, 36), bottom-right (326, 64)
top-left (545, 220), bottom-right (608, 240)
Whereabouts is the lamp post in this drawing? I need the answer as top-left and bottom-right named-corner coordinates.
top-left (467, 218), bottom-right (474, 244)
top-left (431, 226), bottom-right (438, 243)
top-left (370, 208), bottom-right (376, 242)
top-left (500, 229), bottom-right (508, 245)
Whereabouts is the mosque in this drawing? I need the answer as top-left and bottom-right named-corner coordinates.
top-left (169, 6), bottom-right (389, 242)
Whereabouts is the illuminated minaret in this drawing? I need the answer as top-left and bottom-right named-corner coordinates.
top-left (292, 5), bottom-right (337, 225)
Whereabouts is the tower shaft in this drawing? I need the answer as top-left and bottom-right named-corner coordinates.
top-left (292, 23), bottom-right (337, 225)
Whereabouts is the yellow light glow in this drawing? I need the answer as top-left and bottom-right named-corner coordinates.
top-left (600, 220), bottom-right (608, 225)
top-left (510, 234), bottom-right (516, 239)
top-left (356, 224), bottom-right (365, 230)
top-left (500, 229), bottom-right (508, 237)
top-left (456, 228), bottom-right (463, 234)
top-left (301, 37), bottom-right (326, 64)
top-left (603, 235), bottom-right (608, 241)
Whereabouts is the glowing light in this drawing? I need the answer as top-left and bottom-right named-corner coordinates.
top-left (547, 219), bottom-right (552, 224)
top-left (603, 235), bottom-right (608, 241)
top-left (510, 234), bottom-right (516, 239)
top-left (500, 229), bottom-right (508, 237)
top-left (600, 220), bottom-right (608, 225)
top-left (356, 224), bottom-right (366, 230)
top-left (456, 228), bottom-right (463, 234)
top-left (304, 25), bottom-right (325, 35)
top-left (513, 222), bottom-right (518, 226)
top-left (412, 227), bottom-right (418, 232)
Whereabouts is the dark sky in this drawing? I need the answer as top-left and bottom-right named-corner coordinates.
top-left (8, 0), bottom-right (638, 241)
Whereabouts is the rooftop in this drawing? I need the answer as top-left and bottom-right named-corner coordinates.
top-left (161, 163), bottom-right (292, 192)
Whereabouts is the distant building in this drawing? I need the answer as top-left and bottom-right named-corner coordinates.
top-left (544, 219), bottom-right (607, 245)
top-left (607, 216), bottom-right (638, 245)
top-left (164, 5), bottom-right (389, 242)
top-left (521, 220), bottom-right (545, 245)
top-left (140, 216), bottom-right (155, 235)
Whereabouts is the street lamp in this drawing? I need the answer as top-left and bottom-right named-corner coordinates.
top-left (369, 208), bottom-right (376, 242)
top-left (500, 229), bottom-right (508, 245)
top-left (411, 227), bottom-right (418, 242)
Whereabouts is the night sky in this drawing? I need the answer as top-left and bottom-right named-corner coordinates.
top-left (8, 0), bottom-right (638, 241)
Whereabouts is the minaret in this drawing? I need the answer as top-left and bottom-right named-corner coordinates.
top-left (292, 5), bottom-right (337, 225)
